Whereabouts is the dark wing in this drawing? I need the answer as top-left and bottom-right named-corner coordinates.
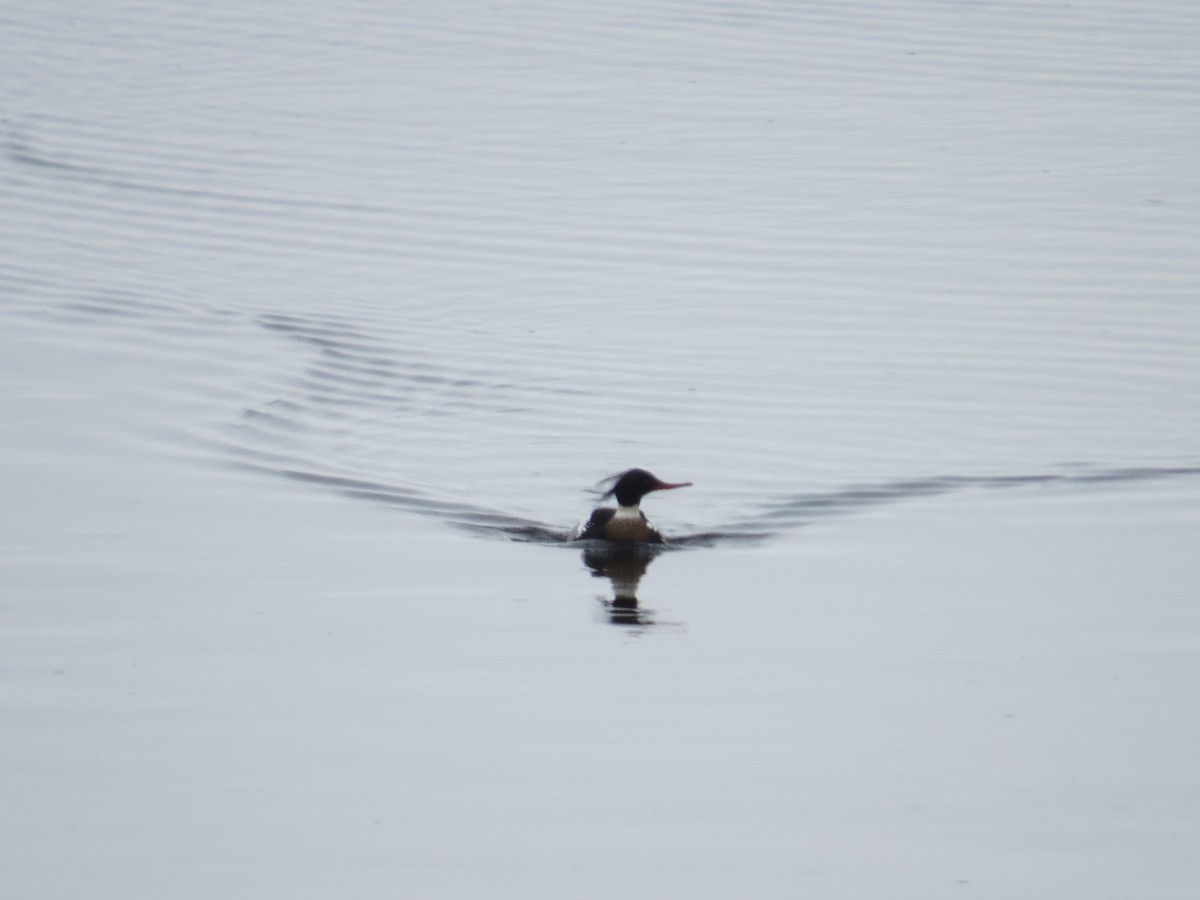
top-left (573, 507), bottom-right (616, 540)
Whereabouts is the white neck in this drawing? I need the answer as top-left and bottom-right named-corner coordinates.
top-left (613, 504), bottom-right (642, 520)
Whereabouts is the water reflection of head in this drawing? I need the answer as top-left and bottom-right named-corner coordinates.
top-left (580, 542), bottom-right (663, 626)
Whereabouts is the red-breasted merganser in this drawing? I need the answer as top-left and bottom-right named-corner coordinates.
top-left (573, 468), bottom-right (692, 543)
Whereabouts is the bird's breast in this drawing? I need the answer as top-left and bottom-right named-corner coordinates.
top-left (604, 507), bottom-right (659, 542)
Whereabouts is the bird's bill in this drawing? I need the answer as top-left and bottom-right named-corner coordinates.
top-left (652, 479), bottom-right (693, 491)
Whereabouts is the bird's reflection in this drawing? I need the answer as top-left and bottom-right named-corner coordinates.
top-left (580, 543), bottom-right (667, 627)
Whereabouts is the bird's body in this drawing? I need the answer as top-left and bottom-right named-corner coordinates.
top-left (575, 504), bottom-right (660, 543)
top-left (572, 468), bottom-right (692, 544)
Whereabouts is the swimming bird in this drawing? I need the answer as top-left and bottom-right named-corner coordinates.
top-left (573, 468), bottom-right (692, 543)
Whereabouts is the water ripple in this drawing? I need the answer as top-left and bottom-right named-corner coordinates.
top-left (232, 455), bottom-right (1200, 550)
top-left (4, 1), bottom-right (1198, 551)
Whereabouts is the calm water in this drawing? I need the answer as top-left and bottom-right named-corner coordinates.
top-left (3, 2), bottom-right (1199, 897)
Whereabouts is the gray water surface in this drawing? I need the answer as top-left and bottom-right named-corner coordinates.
top-left (3, 2), bottom-right (1199, 897)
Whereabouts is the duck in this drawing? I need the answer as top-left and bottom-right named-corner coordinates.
top-left (572, 468), bottom-right (692, 543)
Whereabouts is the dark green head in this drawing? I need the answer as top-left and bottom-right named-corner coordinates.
top-left (602, 468), bottom-right (693, 507)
